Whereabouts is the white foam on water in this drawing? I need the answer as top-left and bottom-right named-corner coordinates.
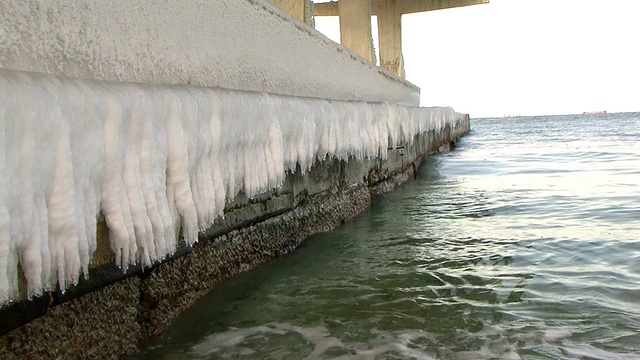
top-left (0, 69), bottom-right (463, 303)
top-left (183, 321), bottom-right (638, 360)
top-left (559, 342), bottom-right (640, 360)
top-left (189, 323), bottom-right (439, 360)
top-left (186, 323), bottom-right (556, 360)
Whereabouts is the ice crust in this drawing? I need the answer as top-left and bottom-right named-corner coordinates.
top-left (0, 69), bottom-right (461, 304)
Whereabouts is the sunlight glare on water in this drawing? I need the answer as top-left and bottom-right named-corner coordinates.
top-left (133, 112), bottom-right (640, 360)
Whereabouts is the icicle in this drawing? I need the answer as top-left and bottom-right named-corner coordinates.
top-left (166, 91), bottom-right (199, 246)
top-left (207, 90), bottom-right (226, 218)
top-left (191, 89), bottom-right (216, 228)
top-left (63, 80), bottom-right (90, 281)
top-left (153, 90), bottom-right (176, 256)
top-left (43, 77), bottom-right (83, 290)
top-left (100, 88), bottom-right (131, 268)
top-left (70, 79), bottom-right (103, 277)
top-left (0, 75), bottom-right (17, 304)
top-left (179, 88), bottom-right (206, 239)
top-left (121, 87), bottom-right (155, 266)
top-left (134, 88), bottom-right (163, 261)
top-left (16, 75), bottom-right (44, 297)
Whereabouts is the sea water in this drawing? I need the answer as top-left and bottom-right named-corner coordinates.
top-left (133, 112), bottom-right (640, 359)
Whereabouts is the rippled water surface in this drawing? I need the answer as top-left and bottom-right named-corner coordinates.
top-left (134, 113), bottom-right (640, 359)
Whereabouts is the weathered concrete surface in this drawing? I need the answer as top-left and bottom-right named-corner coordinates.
top-left (377, 0), bottom-right (405, 77)
top-left (0, 277), bottom-right (141, 360)
top-left (266, 0), bottom-right (315, 25)
top-left (339, 0), bottom-right (376, 63)
top-left (0, 119), bottom-right (469, 360)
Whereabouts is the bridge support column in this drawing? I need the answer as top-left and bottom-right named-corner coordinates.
top-left (377, 0), bottom-right (405, 78)
top-left (339, 0), bottom-right (376, 63)
top-left (266, 0), bottom-right (314, 25)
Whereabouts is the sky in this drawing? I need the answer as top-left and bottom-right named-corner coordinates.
top-left (314, 0), bottom-right (640, 117)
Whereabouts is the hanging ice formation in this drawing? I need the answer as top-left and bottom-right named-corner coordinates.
top-left (0, 69), bottom-right (463, 304)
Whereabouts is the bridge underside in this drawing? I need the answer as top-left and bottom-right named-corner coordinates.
top-left (314, 0), bottom-right (490, 16)
top-left (268, 0), bottom-right (489, 78)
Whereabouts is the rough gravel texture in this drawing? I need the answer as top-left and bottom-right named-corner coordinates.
top-left (0, 277), bottom-right (141, 360)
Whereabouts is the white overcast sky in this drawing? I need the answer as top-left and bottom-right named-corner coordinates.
top-left (314, 0), bottom-right (640, 117)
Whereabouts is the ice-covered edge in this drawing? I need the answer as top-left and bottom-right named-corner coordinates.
top-left (0, 69), bottom-right (462, 304)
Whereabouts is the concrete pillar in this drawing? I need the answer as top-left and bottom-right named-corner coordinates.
top-left (339, 0), bottom-right (376, 63)
top-left (266, 0), bottom-right (313, 25)
top-left (377, 0), bottom-right (405, 78)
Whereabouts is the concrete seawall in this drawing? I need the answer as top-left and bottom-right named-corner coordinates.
top-left (0, 0), bottom-right (473, 358)
top-left (0, 117), bottom-right (469, 359)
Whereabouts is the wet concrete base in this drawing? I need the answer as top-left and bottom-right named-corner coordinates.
top-left (0, 277), bottom-right (141, 359)
top-left (139, 183), bottom-right (372, 339)
top-left (0, 122), bottom-right (469, 359)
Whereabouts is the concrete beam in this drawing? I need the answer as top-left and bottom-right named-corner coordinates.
top-left (396, 0), bottom-right (490, 14)
top-left (314, 1), bottom-right (339, 16)
top-left (315, 0), bottom-right (489, 16)
top-left (339, 0), bottom-right (376, 63)
top-left (266, 0), bottom-right (310, 24)
top-left (377, 0), bottom-right (404, 77)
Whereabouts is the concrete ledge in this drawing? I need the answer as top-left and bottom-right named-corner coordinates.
top-left (0, 121), bottom-right (469, 359)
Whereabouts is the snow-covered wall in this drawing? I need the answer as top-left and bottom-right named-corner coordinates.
top-left (0, 0), bottom-right (419, 105)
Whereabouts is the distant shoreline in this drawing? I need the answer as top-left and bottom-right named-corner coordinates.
top-left (472, 111), bottom-right (640, 120)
